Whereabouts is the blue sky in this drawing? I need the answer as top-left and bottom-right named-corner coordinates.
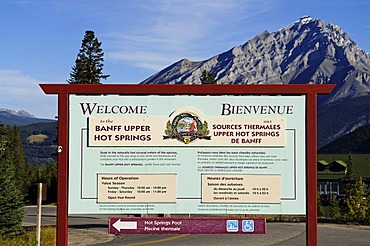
top-left (0, 0), bottom-right (369, 119)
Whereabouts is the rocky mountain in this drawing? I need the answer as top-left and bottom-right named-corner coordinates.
top-left (319, 123), bottom-right (370, 154)
top-left (141, 16), bottom-right (370, 148)
top-left (0, 108), bottom-right (55, 126)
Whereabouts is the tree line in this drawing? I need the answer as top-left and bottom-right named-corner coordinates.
top-left (0, 122), bottom-right (57, 239)
top-left (20, 121), bottom-right (58, 167)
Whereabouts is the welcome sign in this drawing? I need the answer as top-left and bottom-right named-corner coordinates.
top-left (68, 95), bottom-right (306, 214)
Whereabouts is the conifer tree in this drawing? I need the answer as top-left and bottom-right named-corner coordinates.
top-left (67, 30), bottom-right (110, 84)
top-left (200, 70), bottom-right (218, 84)
top-left (366, 189), bottom-right (370, 223)
top-left (8, 126), bottom-right (28, 192)
top-left (345, 152), bottom-right (354, 180)
top-left (317, 190), bottom-right (325, 218)
top-left (343, 153), bottom-right (368, 222)
top-left (0, 124), bottom-right (24, 238)
top-left (330, 197), bottom-right (342, 221)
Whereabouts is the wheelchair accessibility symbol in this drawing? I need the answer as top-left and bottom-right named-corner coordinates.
top-left (242, 220), bottom-right (255, 232)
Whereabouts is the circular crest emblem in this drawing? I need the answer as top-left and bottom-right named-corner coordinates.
top-left (163, 112), bottom-right (211, 144)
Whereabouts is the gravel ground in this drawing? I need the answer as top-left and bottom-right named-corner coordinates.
top-left (68, 228), bottom-right (115, 246)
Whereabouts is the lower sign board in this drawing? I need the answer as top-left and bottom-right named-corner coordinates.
top-left (108, 217), bottom-right (266, 234)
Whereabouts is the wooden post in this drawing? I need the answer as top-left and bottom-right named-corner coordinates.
top-left (36, 183), bottom-right (42, 246)
top-left (57, 92), bottom-right (69, 246)
top-left (306, 92), bottom-right (318, 246)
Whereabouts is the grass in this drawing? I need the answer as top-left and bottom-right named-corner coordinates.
top-left (0, 226), bottom-right (56, 246)
top-left (27, 134), bottom-right (48, 144)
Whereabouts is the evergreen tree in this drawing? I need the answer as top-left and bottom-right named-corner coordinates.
top-left (317, 190), bottom-right (325, 218)
top-left (200, 70), bottom-right (218, 84)
top-left (366, 189), bottom-right (370, 223)
top-left (344, 178), bottom-right (367, 222)
top-left (343, 153), bottom-right (368, 222)
top-left (0, 124), bottom-right (25, 238)
top-left (164, 121), bottom-right (174, 136)
top-left (330, 196), bottom-right (342, 221)
top-left (33, 163), bottom-right (58, 204)
top-left (67, 30), bottom-right (110, 84)
top-left (8, 126), bottom-right (28, 192)
top-left (201, 121), bottom-right (210, 136)
top-left (345, 152), bottom-right (354, 180)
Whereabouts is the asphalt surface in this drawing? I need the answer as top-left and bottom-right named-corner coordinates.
top-left (25, 206), bottom-right (370, 245)
top-left (93, 223), bottom-right (370, 246)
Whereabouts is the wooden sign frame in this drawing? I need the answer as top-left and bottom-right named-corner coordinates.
top-left (40, 84), bottom-right (335, 246)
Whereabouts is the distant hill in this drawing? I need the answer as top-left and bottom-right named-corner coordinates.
top-left (19, 121), bottom-right (58, 167)
top-left (0, 108), bottom-right (55, 126)
top-left (317, 95), bottom-right (370, 148)
top-left (319, 123), bottom-right (370, 154)
top-left (0, 108), bottom-right (57, 166)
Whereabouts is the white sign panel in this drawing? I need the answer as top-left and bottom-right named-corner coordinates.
top-left (68, 95), bottom-right (306, 214)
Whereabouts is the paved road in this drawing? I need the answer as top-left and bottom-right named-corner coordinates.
top-left (95, 223), bottom-right (370, 246)
top-left (24, 205), bottom-right (109, 227)
top-left (25, 206), bottom-right (370, 245)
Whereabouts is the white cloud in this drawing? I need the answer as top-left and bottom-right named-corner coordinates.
top-left (0, 70), bottom-right (38, 96)
top-left (106, 0), bottom-right (276, 71)
top-left (0, 70), bottom-right (57, 119)
top-left (108, 50), bottom-right (181, 71)
top-left (8, 0), bottom-right (277, 73)
top-left (0, 0), bottom-right (278, 119)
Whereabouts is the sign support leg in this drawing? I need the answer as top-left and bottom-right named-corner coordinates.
top-left (306, 92), bottom-right (318, 246)
top-left (57, 92), bottom-right (69, 246)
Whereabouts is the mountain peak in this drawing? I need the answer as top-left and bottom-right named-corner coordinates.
top-left (141, 17), bottom-right (370, 151)
top-left (286, 16), bottom-right (350, 46)
top-left (142, 17), bottom-right (370, 98)
top-left (0, 108), bottom-right (55, 126)
top-left (0, 108), bottom-right (35, 118)
top-left (297, 15), bottom-right (316, 24)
